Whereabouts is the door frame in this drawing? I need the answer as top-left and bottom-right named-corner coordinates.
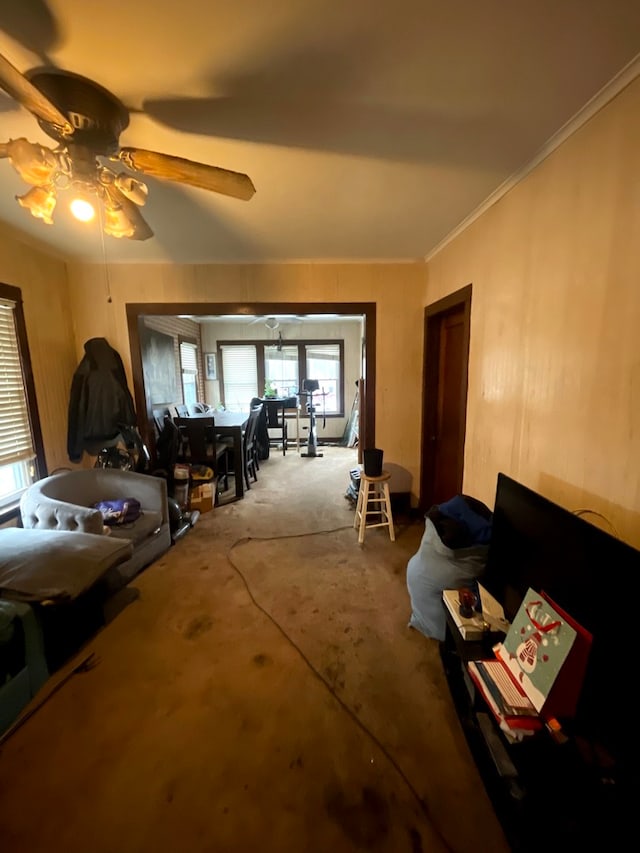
top-left (420, 284), bottom-right (472, 511)
top-left (126, 301), bottom-right (376, 459)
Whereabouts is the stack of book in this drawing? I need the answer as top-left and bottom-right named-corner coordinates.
top-left (468, 659), bottom-right (542, 742)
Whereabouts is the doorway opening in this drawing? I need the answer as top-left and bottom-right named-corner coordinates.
top-left (126, 301), bottom-right (376, 461)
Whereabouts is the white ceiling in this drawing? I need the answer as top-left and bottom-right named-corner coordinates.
top-left (1, 1), bottom-right (639, 264)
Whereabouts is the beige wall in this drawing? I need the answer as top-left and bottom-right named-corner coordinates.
top-left (426, 76), bottom-right (640, 547)
top-left (0, 225), bottom-right (77, 474)
top-left (66, 263), bottom-right (426, 492)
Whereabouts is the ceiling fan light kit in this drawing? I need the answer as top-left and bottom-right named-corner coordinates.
top-left (0, 58), bottom-right (256, 242)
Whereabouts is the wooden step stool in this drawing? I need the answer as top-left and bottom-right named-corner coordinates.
top-left (353, 470), bottom-right (395, 544)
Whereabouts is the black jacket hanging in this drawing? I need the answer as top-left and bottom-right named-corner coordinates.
top-left (67, 337), bottom-right (138, 462)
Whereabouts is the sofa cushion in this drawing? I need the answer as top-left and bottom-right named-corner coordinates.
top-left (0, 528), bottom-right (133, 603)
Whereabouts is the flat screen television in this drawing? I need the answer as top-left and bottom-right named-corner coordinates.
top-left (480, 472), bottom-right (636, 774)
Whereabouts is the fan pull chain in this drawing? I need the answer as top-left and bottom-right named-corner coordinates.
top-left (98, 202), bottom-right (113, 304)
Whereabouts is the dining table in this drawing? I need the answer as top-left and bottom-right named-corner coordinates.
top-left (190, 410), bottom-right (249, 501)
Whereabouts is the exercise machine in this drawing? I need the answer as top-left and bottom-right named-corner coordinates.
top-left (298, 379), bottom-right (327, 458)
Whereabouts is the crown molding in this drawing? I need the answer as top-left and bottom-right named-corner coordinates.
top-left (425, 53), bottom-right (640, 263)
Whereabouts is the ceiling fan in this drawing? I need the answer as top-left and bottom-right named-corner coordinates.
top-left (248, 315), bottom-right (304, 329)
top-left (0, 52), bottom-right (256, 241)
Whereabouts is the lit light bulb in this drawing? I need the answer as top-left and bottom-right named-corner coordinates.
top-left (70, 197), bottom-right (96, 222)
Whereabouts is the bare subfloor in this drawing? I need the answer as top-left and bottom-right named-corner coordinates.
top-left (0, 447), bottom-right (510, 853)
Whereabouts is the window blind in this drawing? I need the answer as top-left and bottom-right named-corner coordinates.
top-left (305, 343), bottom-right (340, 362)
top-left (179, 341), bottom-right (198, 373)
top-left (220, 345), bottom-right (258, 411)
top-left (0, 298), bottom-right (34, 465)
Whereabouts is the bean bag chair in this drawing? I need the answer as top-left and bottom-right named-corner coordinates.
top-left (406, 495), bottom-right (492, 641)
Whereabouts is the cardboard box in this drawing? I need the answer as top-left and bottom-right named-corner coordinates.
top-left (189, 482), bottom-right (214, 513)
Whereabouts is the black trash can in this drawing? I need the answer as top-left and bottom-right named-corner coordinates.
top-left (363, 447), bottom-right (383, 477)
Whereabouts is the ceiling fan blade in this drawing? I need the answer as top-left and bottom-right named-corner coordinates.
top-left (103, 185), bottom-right (154, 241)
top-left (117, 147), bottom-right (255, 201)
top-left (0, 52), bottom-right (73, 135)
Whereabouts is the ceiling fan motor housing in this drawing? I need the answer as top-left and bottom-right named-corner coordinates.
top-left (29, 70), bottom-right (129, 155)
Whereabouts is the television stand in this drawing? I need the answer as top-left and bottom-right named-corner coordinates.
top-left (440, 596), bottom-right (629, 852)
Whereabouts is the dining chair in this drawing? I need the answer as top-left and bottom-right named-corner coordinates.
top-left (263, 399), bottom-right (288, 456)
top-left (174, 416), bottom-right (229, 498)
top-left (239, 404), bottom-right (262, 489)
top-left (152, 406), bottom-right (171, 436)
top-left (250, 397), bottom-right (269, 464)
top-left (153, 416), bottom-right (182, 476)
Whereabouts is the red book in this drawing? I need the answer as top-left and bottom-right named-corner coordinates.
top-left (467, 661), bottom-right (542, 738)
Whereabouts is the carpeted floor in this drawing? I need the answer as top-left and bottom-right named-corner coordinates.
top-left (0, 446), bottom-right (510, 852)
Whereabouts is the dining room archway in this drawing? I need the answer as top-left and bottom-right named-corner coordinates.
top-left (126, 301), bottom-right (376, 462)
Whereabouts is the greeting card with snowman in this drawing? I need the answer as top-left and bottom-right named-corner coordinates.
top-left (495, 587), bottom-right (592, 717)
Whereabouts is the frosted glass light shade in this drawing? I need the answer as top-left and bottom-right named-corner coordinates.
top-left (16, 185), bottom-right (56, 224)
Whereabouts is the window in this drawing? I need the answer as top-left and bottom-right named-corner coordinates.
top-left (305, 343), bottom-right (341, 414)
top-left (179, 340), bottom-right (199, 406)
top-left (264, 345), bottom-right (299, 398)
top-left (219, 339), bottom-right (345, 416)
top-left (0, 285), bottom-right (45, 516)
top-left (220, 345), bottom-right (258, 411)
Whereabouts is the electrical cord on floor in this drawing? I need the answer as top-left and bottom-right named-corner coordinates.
top-left (227, 523), bottom-right (455, 853)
